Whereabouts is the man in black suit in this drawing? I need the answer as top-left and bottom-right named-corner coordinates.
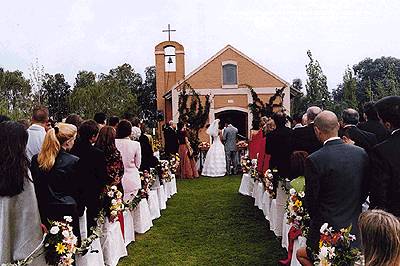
top-left (340, 108), bottom-right (377, 152)
top-left (139, 121), bottom-right (159, 171)
top-left (71, 120), bottom-right (110, 232)
top-left (358, 101), bottom-right (389, 143)
top-left (292, 106), bottom-right (323, 155)
top-left (369, 96), bottom-right (400, 217)
top-left (163, 120), bottom-right (179, 157)
top-left (296, 111), bottom-right (369, 265)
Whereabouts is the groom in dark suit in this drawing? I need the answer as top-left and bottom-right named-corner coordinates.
top-left (296, 111), bottom-right (369, 265)
top-left (223, 119), bottom-right (238, 175)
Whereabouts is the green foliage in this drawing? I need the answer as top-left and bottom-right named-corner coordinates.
top-left (178, 83), bottom-right (211, 155)
top-left (138, 66), bottom-right (157, 127)
top-left (290, 78), bottom-right (307, 116)
top-left (305, 50), bottom-right (332, 109)
top-left (0, 68), bottom-right (33, 119)
top-left (342, 66), bottom-right (358, 109)
top-left (42, 73), bottom-right (71, 121)
top-left (119, 176), bottom-right (286, 265)
top-left (69, 65), bottom-right (143, 119)
top-left (247, 84), bottom-right (285, 128)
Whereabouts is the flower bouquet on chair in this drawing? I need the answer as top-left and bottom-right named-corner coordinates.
top-left (314, 223), bottom-right (360, 266)
top-left (104, 185), bottom-right (124, 222)
top-left (264, 168), bottom-right (278, 198)
top-left (44, 216), bottom-right (78, 266)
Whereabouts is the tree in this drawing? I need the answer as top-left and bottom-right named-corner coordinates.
top-left (0, 68), bottom-right (32, 119)
top-left (290, 78), bottom-right (307, 116)
top-left (138, 66), bottom-right (157, 126)
top-left (75, 71), bottom-right (96, 88)
top-left (305, 50), bottom-right (332, 109)
top-left (29, 58), bottom-right (45, 105)
top-left (103, 63), bottom-right (142, 94)
top-left (42, 73), bottom-right (71, 121)
top-left (342, 66), bottom-right (358, 108)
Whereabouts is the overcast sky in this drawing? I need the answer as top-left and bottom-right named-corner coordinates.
top-left (1, 0), bottom-right (399, 90)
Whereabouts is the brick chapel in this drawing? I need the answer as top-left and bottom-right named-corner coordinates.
top-left (155, 38), bottom-right (295, 142)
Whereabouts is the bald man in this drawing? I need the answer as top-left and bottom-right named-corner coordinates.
top-left (296, 111), bottom-right (369, 266)
top-left (292, 106), bottom-right (323, 155)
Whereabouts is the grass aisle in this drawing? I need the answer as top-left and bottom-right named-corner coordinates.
top-left (119, 175), bottom-right (286, 265)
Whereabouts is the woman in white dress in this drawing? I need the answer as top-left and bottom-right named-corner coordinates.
top-left (201, 119), bottom-right (226, 177)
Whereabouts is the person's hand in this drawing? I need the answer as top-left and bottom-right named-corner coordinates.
top-left (342, 136), bottom-right (355, 145)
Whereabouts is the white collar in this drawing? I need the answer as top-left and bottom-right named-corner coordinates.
top-left (392, 128), bottom-right (400, 135)
top-left (343, 124), bottom-right (356, 128)
top-left (323, 137), bottom-right (341, 145)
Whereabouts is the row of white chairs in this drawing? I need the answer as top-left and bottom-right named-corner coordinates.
top-left (239, 173), bottom-right (305, 266)
top-left (76, 177), bottom-right (177, 266)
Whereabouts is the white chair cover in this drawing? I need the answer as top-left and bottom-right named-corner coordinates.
top-left (100, 219), bottom-right (127, 266)
top-left (253, 181), bottom-right (260, 207)
top-left (262, 191), bottom-right (272, 220)
top-left (281, 214), bottom-right (290, 249)
top-left (76, 210), bottom-right (105, 266)
top-left (256, 182), bottom-right (264, 210)
top-left (132, 199), bottom-right (153, 234)
top-left (238, 173), bottom-right (253, 196)
top-left (165, 181), bottom-right (172, 199)
top-left (157, 185), bottom-right (167, 210)
top-left (291, 236), bottom-right (307, 266)
top-left (170, 175), bottom-right (177, 196)
top-left (148, 190), bottom-right (161, 220)
top-left (123, 210), bottom-right (135, 246)
top-left (251, 179), bottom-right (258, 199)
top-left (273, 182), bottom-right (287, 237)
top-left (269, 199), bottom-right (277, 232)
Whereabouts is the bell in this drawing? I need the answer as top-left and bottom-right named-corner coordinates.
top-left (167, 56), bottom-right (173, 64)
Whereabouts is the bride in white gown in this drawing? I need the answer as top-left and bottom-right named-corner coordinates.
top-left (201, 119), bottom-right (226, 177)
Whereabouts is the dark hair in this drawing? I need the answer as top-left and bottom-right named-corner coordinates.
top-left (17, 119), bottom-right (30, 130)
top-left (0, 121), bottom-right (30, 197)
top-left (272, 112), bottom-right (287, 127)
top-left (78, 119), bottom-right (99, 141)
top-left (94, 112), bottom-right (107, 125)
top-left (375, 96), bottom-right (400, 129)
top-left (293, 113), bottom-right (303, 123)
top-left (0, 115), bottom-right (11, 123)
top-left (342, 108), bottom-right (360, 125)
top-left (116, 119), bottom-right (132, 139)
top-left (177, 122), bottom-right (184, 131)
top-left (108, 116), bottom-right (120, 127)
top-left (65, 114), bottom-right (83, 128)
top-left (95, 126), bottom-right (117, 153)
top-left (363, 101), bottom-right (379, 121)
top-left (32, 106), bottom-right (49, 123)
top-left (131, 117), bottom-right (140, 127)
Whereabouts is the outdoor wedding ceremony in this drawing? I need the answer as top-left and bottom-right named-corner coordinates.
top-left (1, 1), bottom-right (400, 266)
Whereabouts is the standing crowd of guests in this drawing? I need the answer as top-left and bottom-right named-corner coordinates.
top-left (0, 108), bottom-right (163, 265)
top-left (248, 96), bottom-right (400, 266)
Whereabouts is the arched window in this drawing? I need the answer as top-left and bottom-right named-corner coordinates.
top-left (222, 61), bottom-right (238, 87)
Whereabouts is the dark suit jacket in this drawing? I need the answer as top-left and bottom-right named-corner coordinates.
top-left (358, 120), bottom-right (389, 143)
top-left (292, 123), bottom-right (322, 155)
top-left (163, 126), bottom-right (179, 156)
top-left (344, 125), bottom-right (377, 152)
top-left (265, 126), bottom-right (292, 180)
top-left (369, 130), bottom-right (400, 216)
top-left (70, 139), bottom-right (109, 231)
top-left (305, 139), bottom-right (369, 254)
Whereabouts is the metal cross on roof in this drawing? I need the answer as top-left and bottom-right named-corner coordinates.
top-left (162, 24), bottom-right (176, 41)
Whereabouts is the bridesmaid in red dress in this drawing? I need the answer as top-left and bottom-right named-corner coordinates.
top-left (177, 122), bottom-right (199, 179)
top-left (248, 117), bottom-right (275, 173)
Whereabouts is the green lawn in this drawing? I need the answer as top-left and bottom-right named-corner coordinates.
top-left (118, 175), bottom-right (286, 266)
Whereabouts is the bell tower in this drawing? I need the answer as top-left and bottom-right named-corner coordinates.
top-left (155, 25), bottom-right (185, 124)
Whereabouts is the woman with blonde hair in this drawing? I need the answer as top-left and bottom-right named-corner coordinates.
top-left (30, 123), bottom-right (81, 236)
top-left (359, 209), bottom-right (400, 266)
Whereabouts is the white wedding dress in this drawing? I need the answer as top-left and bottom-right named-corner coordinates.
top-left (201, 119), bottom-right (226, 177)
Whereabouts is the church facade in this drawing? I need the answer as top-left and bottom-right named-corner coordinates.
top-left (155, 40), bottom-right (292, 141)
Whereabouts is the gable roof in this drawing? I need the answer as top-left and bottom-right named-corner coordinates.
top-left (170, 44), bottom-right (289, 91)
